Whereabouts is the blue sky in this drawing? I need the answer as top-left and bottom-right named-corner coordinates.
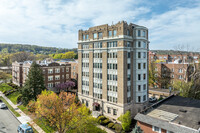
top-left (0, 0), bottom-right (200, 51)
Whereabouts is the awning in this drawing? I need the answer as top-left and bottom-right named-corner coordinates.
top-left (93, 102), bottom-right (100, 106)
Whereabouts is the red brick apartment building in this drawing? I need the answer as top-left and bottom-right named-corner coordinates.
top-left (12, 60), bottom-right (71, 91)
top-left (54, 59), bottom-right (78, 80)
top-left (134, 95), bottom-right (200, 133)
top-left (149, 51), bottom-right (200, 88)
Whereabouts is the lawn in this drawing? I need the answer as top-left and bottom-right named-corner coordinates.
top-left (33, 118), bottom-right (55, 133)
top-left (0, 96), bottom-right (20, 117)
top-left (7, 91), bottom-right (21, 105)
top-left (18, 104), bottom-right (28, 114)
top-left (0, 83), bottom-right (14, 92)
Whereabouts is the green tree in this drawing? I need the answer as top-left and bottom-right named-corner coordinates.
top-left (0, 71), bottom-right (11, 82)
top-left (149, 61), bottom-right (158, 87)
top-left (21, 61), bottom-right (45, 105)
top-left (117, 111), bottom-right (131, 131)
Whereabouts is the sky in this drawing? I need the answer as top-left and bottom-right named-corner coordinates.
top-left (0, 0), bottom-right (200, 50)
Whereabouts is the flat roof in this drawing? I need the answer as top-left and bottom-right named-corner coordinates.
top-left (135, 95), bottom-right (200, 132)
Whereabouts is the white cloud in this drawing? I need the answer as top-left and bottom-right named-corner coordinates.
top-left (137, 3), bottom-right (200, 51)
top-left (0, 0), bottom-right (149, 48)
top-left (0, 0), bottom-right (199, 51)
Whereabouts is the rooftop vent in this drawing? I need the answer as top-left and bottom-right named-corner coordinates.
top-left (179, 109), bottom-right (187, 113)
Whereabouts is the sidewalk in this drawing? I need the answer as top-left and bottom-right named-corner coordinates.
top-left (0, 91), bottom-right (45, 133)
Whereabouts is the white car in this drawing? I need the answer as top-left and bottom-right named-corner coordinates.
top-left (149, 97), bottom-right (157, 103)
top-left (0, 103), bottom-right (7, 109)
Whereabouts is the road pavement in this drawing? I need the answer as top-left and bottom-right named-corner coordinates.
top-left (0, 107), bottom-right (20, 133)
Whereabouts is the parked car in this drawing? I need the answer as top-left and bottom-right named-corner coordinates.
top-left (0, 103), bottom-right (6, 109)
top-left (17, 124), bottom-right (34, 133)
top-left (149, 97), bottom-right (157, 103)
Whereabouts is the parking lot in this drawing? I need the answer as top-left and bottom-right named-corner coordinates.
top-left (0, 106), bottom-right (20, 133)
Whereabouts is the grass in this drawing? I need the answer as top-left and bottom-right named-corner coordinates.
top-left (33, 118), bottom-right (55, 133)
top-left (27, 122), bottom-right (39, 133)
top-left (7, 91), bottom-right (21, 105)
top-left (0, 96), bottom-right (20, 117)
top-left (18, 104), bottom-right (28, 114)
top-left (0, 83), bottom-right (14, 92)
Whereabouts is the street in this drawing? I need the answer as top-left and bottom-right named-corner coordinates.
top-left (0, 107), bottom-right (20, 133)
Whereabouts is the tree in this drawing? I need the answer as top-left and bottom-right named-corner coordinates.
top-left (11, 52), bottom-right (35, 62)
top-left (35, 90), bottom-right (97, 133)
top-left (0, 71), bottom-right (11, 83)
top-left (21, 61), bottom-right (45, 105)
top-left (55, 81), bottom-right (75, 93)
top-left (149, 61), bottom-right (158, 87)
top-left (117, 111), bottom-right (131, 131)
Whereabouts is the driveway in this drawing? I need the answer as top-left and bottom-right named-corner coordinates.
top-left (0, 108), bottom-right (20, 133)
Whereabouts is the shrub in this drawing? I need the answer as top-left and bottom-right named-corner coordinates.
top-left (101, 118), bottom-right (110, 126)
top-left (17, 95), bottom-right (22, 104)
top-left (108, 122), bottom-right (114, 128)
top-left (117, 111), bottom-right (131, 131)
top-left (27, 100), bottom-right (36, 113)
top-left (5, 90), bottom-right (15, 96)
top-left (97, 116), bottom-right (107, 123)
top-left (113, 124), bottom-right (123, 133)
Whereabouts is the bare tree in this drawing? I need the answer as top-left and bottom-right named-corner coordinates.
top-left (11, 52), bottom-right (35, 62)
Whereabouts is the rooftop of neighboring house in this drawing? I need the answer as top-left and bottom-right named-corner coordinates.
top-left (135, 95), bottom-right (200, 132)
top-left (0, 66), bottom-right (12, 70)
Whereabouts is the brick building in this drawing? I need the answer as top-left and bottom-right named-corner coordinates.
top-left (78, 21), bottom-right (149, 119)
top-left (135, 95), bottom-right (200, 133)
top-left (12, 60), bottom-right (71, 91)
top-left (149, 51), bottom-right (200, 89)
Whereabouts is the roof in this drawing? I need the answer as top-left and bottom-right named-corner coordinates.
top-left (19, 124), bottom-right (31, 130)
top-left (135, 95), bottom-right (200, 133)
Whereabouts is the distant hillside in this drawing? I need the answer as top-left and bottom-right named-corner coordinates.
top-left (0, 43), bottom-right (77, 54)
top-left (151, 50), bottom-right (200, 55)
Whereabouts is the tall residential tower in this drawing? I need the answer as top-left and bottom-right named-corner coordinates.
top-left (78, 21), bottom-right (149, 119)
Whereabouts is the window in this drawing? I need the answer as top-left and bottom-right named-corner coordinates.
top-left (138, 85), bottom-right (141, 91)
top-left (98, 32), bottom-right (102, 38)
top-left (143, 41), bottom-right (146, 48)
top-left (172, 74), bottom-right (174, 78)
top-left (48, 69), bottom-right (53, 74)
top-left (82, 99), bottom-right (84, 104)
top-left (143, 30), bottom-right (146, 37)
top-left (179, 69), bottom-right (183, 73)
top-left (152, 126), bottom-right (160, 133)
top-left (94, 42), bottom-right (102, 48)
top-left (107, 41), bottom-right (117, 48)
top-left (48, 76), bottom-right (53, 81)
top-left (83, 35), bottom-right (85, 40)
top-left (55, 75), bottom-right (60, 80)
top-left (66, 68), bottom-right (69, 72)
top-left (128, 64), bottom-right (130, 69)
top-left (73, 66), bottom-right (76, 70)
top-left (109, 31), bottom-right (112, 37)
top-left (179, 75), bottom-right (183, 79)
top-left (138, 52), bottom-right (141, 58)
top-left (114, 30), bottom-right (117, 36)
top-left (86, 101), bottom-right (88, 107)
top-left (143, 74), bottom-right (146, 80)
top-left (143, 84), bottom-right (146, 90)
top-left (143, 95), bottom-right (146, 101)
top-left (167, 131), bottom-right (174, 133)
top-left (127, 29), bottom-right (130, 36)
top-left (143, 63), bottom-right (146, 69)
top-left (73, 72), bottom-right (76, 76)
top-left (113, 109), bottom-right (117, 115)
top-left (138, 30), bottom-right (141, 37)
top-left (138, 74), bottom-right (141, 80)
top-left (143, 52), bottom-right (146, 58)
top-left (86, 34), bottom-right (89, 40)
top-left (138, 96), bottom-right (141, 102)
top-left (93, 33), bottom-right (97, 39)
top-left (138, 63), bottom-right (141, 69)
top-left (66, 74), bottom-right (69, 79)
top-left (108, 107), bottom-right (111, 113)
top-left (55, 68), bottom-right (60, 73)
top-left (138, 41), bottom-right (141, 47)
top-left (127, 42), bottom-right (130, 47)
top-left (127, 74), bottom-right (131, 81)
top-left (48, 83), bottom-right (53, 88)
top-left (127, 52), bottom-right (130, 58)
top-left (171, 68), bottom-right (174, 72)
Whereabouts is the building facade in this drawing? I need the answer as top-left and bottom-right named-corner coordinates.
top-left (68, 60), bottom-right (78, 80)
top-left (78, 21), bottom-right (149, 119)
top-left (12, 60), bottom-right (71, 91)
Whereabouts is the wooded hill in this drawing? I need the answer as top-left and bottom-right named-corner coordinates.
top-left (0, 43), bottom-right (77, 54)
